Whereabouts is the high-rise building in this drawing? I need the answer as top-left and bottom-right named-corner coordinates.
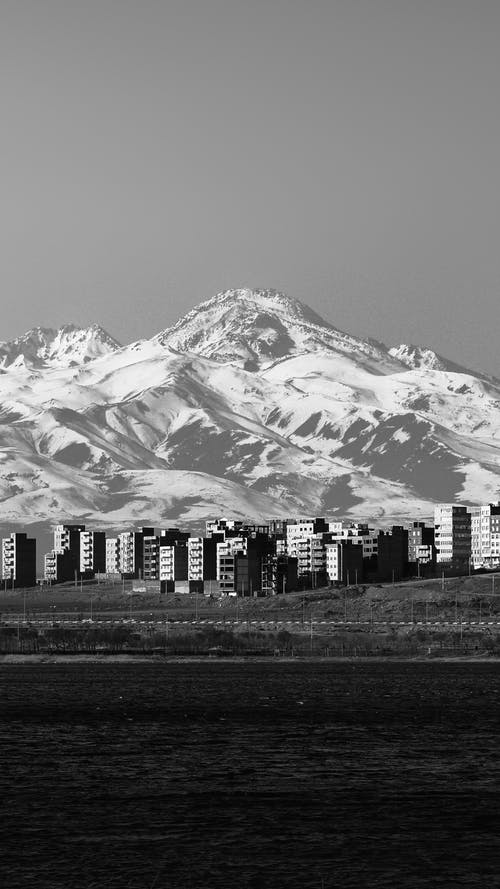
top-left (79, 530), bottom-right (106, 577)
top-left (2, 533), bottom-right (37, 588)
top-left (434, 505), bottom-right (472, 574)
top-left (470, 503), bottom-right (500, 569)
top-left (105, 537), bottom-right (120, 574)
top-left (406, 522), bottom-right (436, 575)
top-left (118, 527), bottom-right (154, 578)
top-left (377, 527), bottom-right (409, 582)
top-left (44, 524), bottom-right (85, 583)
top-left (325, 540), bottom-right (364, 585)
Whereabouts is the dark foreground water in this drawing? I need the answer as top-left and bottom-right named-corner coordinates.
top-left (2, 660), bottom-right (500, 889)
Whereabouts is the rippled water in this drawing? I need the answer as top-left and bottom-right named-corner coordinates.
top-left (2, 660), bottom-right (500, 888)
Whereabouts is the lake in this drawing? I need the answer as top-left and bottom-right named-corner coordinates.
top-left (1, 660), bottom-right (500, 888)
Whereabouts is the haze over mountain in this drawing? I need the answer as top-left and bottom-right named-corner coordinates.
top-left (0, 288), bottom-right (499, 528)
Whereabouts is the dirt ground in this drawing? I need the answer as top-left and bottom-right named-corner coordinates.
top-left (1, 574), bottom-right (499, 623)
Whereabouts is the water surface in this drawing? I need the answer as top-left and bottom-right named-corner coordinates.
top-left (1, 661), bottom-right (500, 888)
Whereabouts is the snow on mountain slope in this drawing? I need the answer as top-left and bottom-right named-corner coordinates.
top-left (156, 288), bottom-right (398, 373)
top-left (0, 288), bottom-right (499, 526)
top-left (0, 324), bottom-right (120, 369)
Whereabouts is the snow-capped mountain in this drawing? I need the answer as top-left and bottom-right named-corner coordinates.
top-left (0, 324), bottom-right (120, 369)
top-left (0, 288), bottom-right (499, 527)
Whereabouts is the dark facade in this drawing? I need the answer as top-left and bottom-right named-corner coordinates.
top-left (261, 554), bottom-right (298, 595)
top-left (406, 521), bottom-right (436, 576)
top-left (2, 533), bottom-right (36, 588)
top-left (339, 541), bottom-right (364, 585)
top-left (377, 526), bottom-right (409, 582)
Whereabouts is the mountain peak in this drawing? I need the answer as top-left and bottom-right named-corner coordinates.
top-left (155, 287), bottom-right (389, 368)
top-left (0, 323), bottom-right (121, 369)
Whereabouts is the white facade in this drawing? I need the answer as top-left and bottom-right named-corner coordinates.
top-left (159, 545), bottom-right (175, 582)
top-left (188, 537), bottom-right (204, 581)
top-left (325, 543), bottom-right (342, 582)
top-left (79, 531), bottom-right (98, 573)
top-left (105, 538), bottom-right (120, 574)
top-left (434, 504), bottom-right (471, 568)
top-left (470, 503), bottom-right (500, 568)
top-left (286, 521), bottom-right (317, 557)
top-left (2, 535), bottom-right (16, 581)
top-left (118, 531), bottom-right (137, 575)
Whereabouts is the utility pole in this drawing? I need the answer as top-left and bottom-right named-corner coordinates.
top-left (310, 613), bottom-right (313, 655)
top-left (455, 589), bottom-right (458, 624)
top-left (74, 569), bottom-right (77, 589)
top-left (441, 570), bottom-right (445, 591)
top-left (410, 598), bottom-right (414, 624)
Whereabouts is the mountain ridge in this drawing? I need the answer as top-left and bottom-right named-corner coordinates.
top-left (0, 288), bottom-right (498, 526)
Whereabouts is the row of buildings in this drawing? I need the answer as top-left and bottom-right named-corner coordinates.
top-left (2, 502), bottom-right (500, 593)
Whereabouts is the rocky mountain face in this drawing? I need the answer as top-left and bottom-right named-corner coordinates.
top-left (0, 288), bottom-right (499, 528)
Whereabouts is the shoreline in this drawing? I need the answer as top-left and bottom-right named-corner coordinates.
top-left (1, 653), bottom-right (499, 665)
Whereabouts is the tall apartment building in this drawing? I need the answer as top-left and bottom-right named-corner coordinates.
top-left (326, 523), bottom-right (378, 560)
top-left (286, 518), bottom-right (329, 582)
top-left (325, 540), bottom-right (364, 585)
top-left (434, 505), bottom-right (472, 574)
top-left (79, 530), bottom-right (106, 577)
top-left (406, 522), bottom-right (436, 575)
top-left (2, 533), bottom-right (37, 588)
top-left (216, 533), bottom-right (271, 595)
top-left (187, 537), bottom-right (217, 591)
top-left (377, 526), bottom-right (409, 582)
top-left (470, 503), bottom-right (500, 569)
top-left (44, 524), bottom-right (86, 583)
top-left (118, 527), bottom-right (155, 578)
top-left (260, 554), bottom-right (298, 596)
top-left (216, 536), bottom-right (247, 595)
top-left (105, 537), bottom-right (120, 574)
top-left (159, 543), bottom-right (188, 591)
top-left (142, 529), bottom-right (190, 584)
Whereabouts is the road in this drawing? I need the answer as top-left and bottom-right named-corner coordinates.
top-left (3, 617), bottom-right (500, 631)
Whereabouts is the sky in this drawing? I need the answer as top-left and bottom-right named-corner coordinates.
top-left (1, 0), bottom-right (499, 375)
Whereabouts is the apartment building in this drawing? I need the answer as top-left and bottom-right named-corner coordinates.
top-left (260, 554), bottom-right (298, 596)
top-left (325, 540), bottom-right (364, 585)
top-left (326, 523), bottom-right (378, 560)
top-left (159, 543), bottom-right (188, 591)
top-left (434, 505), bottom-right (472, 574)
top-left (118, 527), bottom-right (155, 578)
top-left (377, 526), bottom-right (409, 582)
top-left (1, 533), bottom-right (36, 588)
top-left (105, 537), bottom-right (120, 574)
top-left (187, 537), bottom-right (217, 591)
top-left (44, 524), bottom-right (86, 583)
top-left (79, 530), bottom-right (106, 577)
top-left (470, 503), bottom-right (500, 569)
top-left (216, 536), bottom-right (247, 595)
